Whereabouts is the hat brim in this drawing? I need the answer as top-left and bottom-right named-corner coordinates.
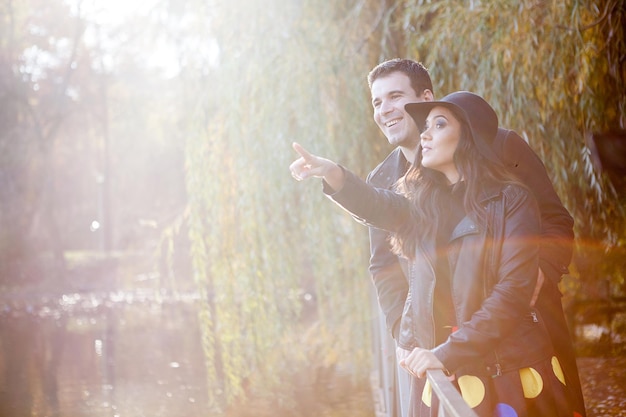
top-left (405, 101), bottom-right (469, 133)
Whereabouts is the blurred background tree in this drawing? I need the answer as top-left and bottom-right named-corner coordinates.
top-left (0, 0), bottom-right (624, 415)
top-left (180, 0), bottom-right (382, 412)
top-left (0, 0), bottom-right (188, 288)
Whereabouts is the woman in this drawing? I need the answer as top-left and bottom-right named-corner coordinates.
top-left (289, 91), bottom-right (581, 416)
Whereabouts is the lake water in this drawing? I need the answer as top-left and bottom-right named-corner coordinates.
top-left (0, 290), bottom-right (209, 417)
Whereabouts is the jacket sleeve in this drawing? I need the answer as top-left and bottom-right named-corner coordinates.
top-left (497, 130), bottom-right (574, 282)
top-left (365, 163), bottom-right (409, 340)
top-left (322, 167), bottom-right (410, 233)
top-left (432, 186), bottom-right (541, 372)
top-left (368, 220), bottom-right (409, 339)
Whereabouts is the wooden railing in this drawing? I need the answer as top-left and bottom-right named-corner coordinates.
top-left (426, 369), bottom-right (478, 417)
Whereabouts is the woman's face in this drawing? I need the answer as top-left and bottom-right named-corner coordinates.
top-left (420, 106), bottom-right (461, 184)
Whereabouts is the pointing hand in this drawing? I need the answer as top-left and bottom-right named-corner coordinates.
top-left (289, 142), bottom-right (345, 191)
top-left (290, 142), bottom-right (333, 180)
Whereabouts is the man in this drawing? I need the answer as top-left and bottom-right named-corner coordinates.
top-left (365, 59), bottom-right (433, 417)
top-left (367, 59), bottom-right (432, 343)
top-left (363, 59), bottom-right (585, 415)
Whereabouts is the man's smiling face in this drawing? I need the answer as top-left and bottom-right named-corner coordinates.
top-left (371, 71), bottom-right (426, 149)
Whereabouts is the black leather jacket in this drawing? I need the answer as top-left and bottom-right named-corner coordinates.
top-left (365, 149), bottom-right (410, 338)
top-left (327, 170), bottom-right (553, 375)
top-left (364, 129), bottom-right (574, 341)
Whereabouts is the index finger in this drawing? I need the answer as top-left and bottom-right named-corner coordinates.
top-left (292, 142), bottom-right (314, 162)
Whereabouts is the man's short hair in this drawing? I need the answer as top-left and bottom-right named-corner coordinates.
top-left (367, 58), bottom-right (433, 97)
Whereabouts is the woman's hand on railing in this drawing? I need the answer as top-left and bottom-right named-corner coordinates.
top-left (398, 346), bottom-right (446, 379)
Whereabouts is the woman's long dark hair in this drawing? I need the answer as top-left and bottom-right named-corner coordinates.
top-left (390, 122), bottom-right (521, 258)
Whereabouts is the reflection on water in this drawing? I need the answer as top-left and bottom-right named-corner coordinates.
top-left (0, 290), bottom-right (208, 417)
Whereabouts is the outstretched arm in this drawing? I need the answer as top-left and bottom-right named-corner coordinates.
top-left (289, 142), bottom-right (346, 192)
top-left (290, 142), bottom-right (410, 234)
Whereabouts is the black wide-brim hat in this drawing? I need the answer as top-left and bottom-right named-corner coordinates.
top-left (405, 91), bottom-right (501, 163)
